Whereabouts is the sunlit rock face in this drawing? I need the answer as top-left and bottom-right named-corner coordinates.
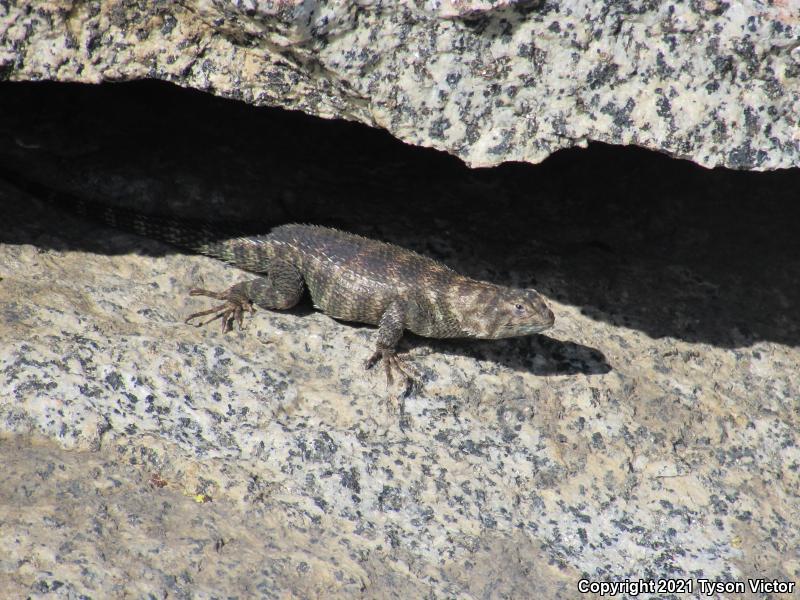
top-left (1, 80), bottom-right (799, 597)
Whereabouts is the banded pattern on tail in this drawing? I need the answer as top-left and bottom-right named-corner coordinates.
top-left (0, 167), bottom-right (270, 271)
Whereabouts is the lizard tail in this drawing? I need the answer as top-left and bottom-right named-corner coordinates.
top-left (0, 166), bottom-right (261, 264)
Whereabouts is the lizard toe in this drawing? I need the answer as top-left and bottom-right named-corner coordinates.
top-left (185, 286), bottom-right (255, 332)
top-left (365, 348), bottom-right (421, 393)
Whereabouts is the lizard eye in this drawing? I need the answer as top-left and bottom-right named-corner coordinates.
top-left (514, 303), bottom-right (524, 311)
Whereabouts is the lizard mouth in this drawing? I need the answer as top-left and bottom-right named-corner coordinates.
top-left (499, 321), bottom-right (553, 336)
top-left (502, 312), bottom-right (555, 335)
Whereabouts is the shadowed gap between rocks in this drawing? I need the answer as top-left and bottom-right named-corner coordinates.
top-left (0, 80), bottom-right (797, 351)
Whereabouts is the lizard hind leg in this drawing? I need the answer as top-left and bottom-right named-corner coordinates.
top-left (186, 263), bottom-right (304, 333)
top-left (185, 284), bottom-right (256, 333)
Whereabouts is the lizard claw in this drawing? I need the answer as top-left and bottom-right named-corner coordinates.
top-left (365, 348), bottom-right (420, 395)
top-left (185, 287), bottom-right (255, 333)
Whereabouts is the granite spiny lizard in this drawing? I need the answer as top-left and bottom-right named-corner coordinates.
top-left (4, 172), bottom-right (555, 389)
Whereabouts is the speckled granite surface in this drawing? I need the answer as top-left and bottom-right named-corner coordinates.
top-left (0, 82), bottom-right (799, 598)
top-left (2, 1), bottom-right (799, 169)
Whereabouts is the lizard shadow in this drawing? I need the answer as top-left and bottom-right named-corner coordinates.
top-left (287, 298), bottom-right (610, 377)
top-left (278, 300), bottom-right (610, 377)
top-left (412, 334), bottom-right (612, 378)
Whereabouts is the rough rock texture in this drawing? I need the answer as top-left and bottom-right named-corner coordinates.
top-left (1, 82), bottom-right (799, 598)
top-left (2, 1), bottom-right (800, 170)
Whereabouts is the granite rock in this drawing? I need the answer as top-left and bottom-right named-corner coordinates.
top-left (0, 82), bottom-right (799, 598)
top-left (1, 1), bottom-right (799, 169)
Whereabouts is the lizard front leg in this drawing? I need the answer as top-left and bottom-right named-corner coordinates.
top-left (365, 300), bottom-right (418, 390)
top-left (186, 261), bottom-right (304, 332)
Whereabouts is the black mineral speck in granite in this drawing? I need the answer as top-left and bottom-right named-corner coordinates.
top-left (569, 506), bottom-right (592, 523)
top-left (577, 527), bottom-right (588, 545)
top-left (298, 431), bottom-right (338, 463)
top-left (602, 98), bottom-right (635, 129)
top-left (736, 510), bottom-right (752, 522)
top-left (587, 62), bottom-right (619, 90)
top-left (377, 485), bottom-right (404, 512)
top-left (429, 117), bottom-right (451, 140)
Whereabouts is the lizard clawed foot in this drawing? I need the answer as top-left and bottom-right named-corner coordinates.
top-left (365, 348), bottom-right (420, 396)
top-left (185, 287), bottom-right (255, 333)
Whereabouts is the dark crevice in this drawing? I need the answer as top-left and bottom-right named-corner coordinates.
top-left (0, 79), bottom-right (797, 348)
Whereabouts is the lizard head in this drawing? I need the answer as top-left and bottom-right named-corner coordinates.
top-left (455, 283), bottom-right (555, 339)
top-left (491, 287), bottom-right (555, 338)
